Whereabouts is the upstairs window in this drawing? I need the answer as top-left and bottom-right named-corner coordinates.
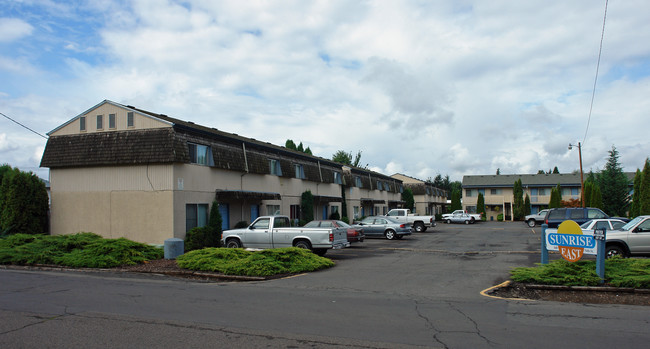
top-left (269, 159), bottom-right (282, 176)
top-left (188, 143), bottom-right (214, 166)
top-left (127, 112), bottom-right (134, 127)
top-left (333, 172), bottom-right (342, 184)
top-left (294, 164), bottom-right (305, 179)
top-left (355, 176), bottom-right (362, 188)
top-left (80, 116), bottom-right (86, 131)
top-left (466, 189), bottom-right (474, 197)
top-left (377, 181), bottom-right (383, 191)
top-left (96, 115), bottom-right (103, 130)
top-left (109, 114), bottom-right (116, 129)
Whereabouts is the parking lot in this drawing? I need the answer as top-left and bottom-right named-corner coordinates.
top-left (2, 221), bottom-right (649, 348)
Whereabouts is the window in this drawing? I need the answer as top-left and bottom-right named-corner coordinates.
top-left (353, 206), bottom-right (360, 219)
top-left (466, 189), bottom-right (474, 197)
top-left (80, 116), bottom-right (86, 131)
top-left (478, 189), bottom-right (485, 196)
top-left (539, 188), bottom-right (547, 196)
top-left (188, 143), bottom-right (214, 166)
top-left (355, 176), bottom-right (362, 188)
top-left (333, 172), bottom-right (343, 184)
top-left (252, 217), bottom-right (270, 229)
top-left (490, 189), bottom-right (502, 195)
top-left (290, 205), bottom-right (300, 222)
top-left (399, 184), bottom-right (403, 193)
top-left (96, 115), bottom-right (103, 130)
top-left (273, 216), bottom-right (290, 228)
top-left (267, 205), bottom-right (280, 215)
top-left (186, 204), bottom-right (208, 232)
top-left (109, 113), bottom-right (116, 129)
top-left (294, 164), bottom-right (305, 179)
top-left (127, 112), bottom-right (134, 127)
top-left (377, 181), bottom-right (383, 191)
top-left (571, 188), bottom-right (579, 195)
top-left (269, 159), bottom-right (282, 176)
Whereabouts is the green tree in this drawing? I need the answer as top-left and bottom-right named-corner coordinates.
top-left (583, 180), bottom-right (594, 207)
top-left (552, 166), bottom-right (560, 174)
top-left (524, 193), bottom-right (531, 216)
top-left (496, 168), bottom-right (501, 175)
top-left (597, 146), bottom-right (629, 216)
top-left (548, 184), bottom-right (562, 209)
top-left (477, 192), bottom-right (486, 220)
top-left (640, 158), bottom-right (650, 215)
top-left (402, 188), bottom-right (415, 211)
top-left (629, 169), bottom-right (642, 217)
top-left (332, 150), bottom-right (363, 167)
top-left (449, 181), bottom-right (462, 200)
top-left (285, 139), bottom-right (297, 150)
top-left (208, 200), bottom-right (223, 246)
top-left (0, 166), bottom-right (49, 235)
top-left (300, 190), bottom-right (314, 224)
top-left (451, 189), bottom-right (462, 211)
top-left (513, 179), bottom-right (524, 220)
top-left (591, 184), bottom-right (603, 210)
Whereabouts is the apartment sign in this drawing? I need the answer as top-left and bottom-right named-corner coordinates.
top-left (546, 220), bottom-right (596, 262)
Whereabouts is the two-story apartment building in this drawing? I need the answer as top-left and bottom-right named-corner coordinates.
top-left (462, 173), bottom-right (583, 221)
top-left (40, 100), bottom-right (404, 244)
top-left (391, 173), bottom-right (447, 215)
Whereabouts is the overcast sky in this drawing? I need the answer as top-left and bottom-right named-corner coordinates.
top-left (1, 0), bottom-right (649, 182)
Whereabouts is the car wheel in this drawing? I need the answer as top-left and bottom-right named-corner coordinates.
top-left (606, 245), bottom-right (626, 258)
top-left (470, 217), bottom-right (475, 224)
top-left (446, 219), bottom-right (451, 224)
top-left (414, 223), bottom-right (425, 232)
top-left (385, 230), bottom-right (396, 240)
top-left (464, 220), bottom-right (469, 225)
top-left (294, 240), bottom-right (312, 250)
top-left (225, 238), bottom-right (242, 248)
top-left (527, 219), bottom-right (536, 228)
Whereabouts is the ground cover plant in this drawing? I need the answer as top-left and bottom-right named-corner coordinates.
top-left (0, 233), bottom-right (163, 268)
top-left (176, 247), bottom-right (334, 277)
top-left (510, 257), bottom-right (650, 288)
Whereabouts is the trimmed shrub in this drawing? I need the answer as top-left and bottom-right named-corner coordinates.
top-left (497, 213), bottom-right (504, 221)
top-left (184, 226), bottom-right (219, 252)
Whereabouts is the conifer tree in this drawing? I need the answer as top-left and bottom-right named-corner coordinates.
top-left (640, 158), bottom-right (650, 215)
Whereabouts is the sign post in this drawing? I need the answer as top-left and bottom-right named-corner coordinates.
top-left (541, 224), bottom-right (549, 265)
top-left (594, 228), bottom-right (606, 283)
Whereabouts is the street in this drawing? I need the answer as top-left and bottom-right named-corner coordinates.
top-left (1, 222), bottom-right (648, 348)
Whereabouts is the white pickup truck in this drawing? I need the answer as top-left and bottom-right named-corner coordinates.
top-left (442, 210), bottom-right (482, 223)
top-left (221, 215), bottom-right (350, 256)
top-left (385, 209), bottom-right (436, 232)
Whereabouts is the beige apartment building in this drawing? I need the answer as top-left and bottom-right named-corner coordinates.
top-left (462, 174), bottom-right (583, 221)
top-left (41, 100), bottom-right (406, 244)
top-left (391, 173), bottom-right (447, 215)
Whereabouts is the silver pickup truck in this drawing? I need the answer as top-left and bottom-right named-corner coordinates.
top-left (385, 208), bottom-right (435, 232)
top-left (221, 215), bottom-right (349, 256)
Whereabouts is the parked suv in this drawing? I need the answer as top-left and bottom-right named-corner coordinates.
top-left (543, 207), bottom-right (608, 228)
top-left (524, 209), bottom-right (550, 227)
top-left (603, 215), bottom-right (650, 258)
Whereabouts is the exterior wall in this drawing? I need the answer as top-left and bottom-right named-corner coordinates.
top-left (49, 165), bottom-right (175, 244)
top-left (463, 185), bottom-right (580, 221)
top-left (50, 103), bottom-right (171, 136)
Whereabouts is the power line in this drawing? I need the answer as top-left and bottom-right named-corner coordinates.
top-left (0, 111), bottom-right (48, 139)
top-left (583, 0), bottom-right (609, 147)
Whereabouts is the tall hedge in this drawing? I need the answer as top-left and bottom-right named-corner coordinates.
top-left (0, 166), bottom-right (49, 235)
top-left (639, 158), bottom-right (650, 215)
top-left (301, 190), bottom-right (314, 223)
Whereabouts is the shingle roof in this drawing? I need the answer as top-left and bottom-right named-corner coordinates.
top-left (40, 128), bottom-right (186, 168)
top-left (462, 173), bottom-right (582, 188)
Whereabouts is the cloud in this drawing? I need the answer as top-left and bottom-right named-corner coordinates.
top-left (0, 133), bottom-right (18, 152)
top-left (0, 18), bottom-right (33, 42)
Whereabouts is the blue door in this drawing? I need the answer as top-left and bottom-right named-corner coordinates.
top-left (219, 204), bottom-right (229, 230)
top-left (322, 206), bottom-right (328, 220)
top-left (251, 204), bottom-right (259, 222)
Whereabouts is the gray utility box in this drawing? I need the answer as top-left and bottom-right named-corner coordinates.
top-left (164, 238), bottom-right (184, 260)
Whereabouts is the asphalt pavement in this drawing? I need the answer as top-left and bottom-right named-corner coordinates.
top-left (1, 222), bottom-right (649, 348)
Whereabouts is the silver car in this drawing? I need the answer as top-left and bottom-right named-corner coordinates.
top-left (580, 218), bottom-right (626, 232)
top-left (354, 216), bottom-right (412, 240)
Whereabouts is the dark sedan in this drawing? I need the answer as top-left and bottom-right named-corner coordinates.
top-left (304, 220), bottom-right (365, 243)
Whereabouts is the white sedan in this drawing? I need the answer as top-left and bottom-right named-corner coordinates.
top-left (580, 218), bottom-right (626, 232)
